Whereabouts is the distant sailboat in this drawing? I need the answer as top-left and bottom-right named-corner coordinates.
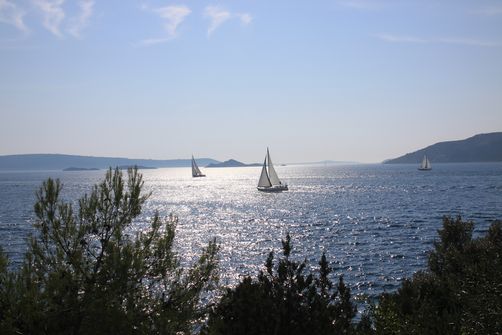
top-left (418, 155), bottom-right (432, 171)
top-left (192, 155), bottom-right (206, 177)
top-left (257, 148), bottom-right (288, 192)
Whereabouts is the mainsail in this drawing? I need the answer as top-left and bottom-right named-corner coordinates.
top-left (258, 157), bottom-right (272, 187)
top-left (419, 155), bottom-right (431, 170)
top-left (192, 155), bottom-right (205, 177)
top-left (266, 148), bottom-right (281, 186)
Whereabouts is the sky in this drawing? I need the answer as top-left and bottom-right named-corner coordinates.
top-left (1, 0), bottom-right (501, 163)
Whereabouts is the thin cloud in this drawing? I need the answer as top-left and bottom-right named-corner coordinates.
top-left (68, 0), bottom-right (94, 38)
top-left (375, 33), bottom-right (427, 44)
top-left (375, 33), bottom-right (501, 47)
top-left (0, 0), bottom-right (29, 33)
top-left (205, 6), bottom-right (231, 36)
top-left (158, 5), bottom-right (191, 38)
top-left (204, 6), bottom-right (252, 36)
top-left (237, 13), bottom-right (252, 25)
top-left (140, 5), bottom-right (191, 45)
top-left (33, 0), bottom-right (65, 37)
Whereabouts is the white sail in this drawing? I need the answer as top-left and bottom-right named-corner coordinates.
top-left (420, 156), bottom-right (427, 169)
top-left (419, 155), bottom-right (431, 170)
top-left (266, 148), bottom-right (281, 186)
top-left (257, 148), bottom-right (288, 192)
top-left (257, 157), bottom-right (272, 187)
top-left (192, 155), bottom-right (204, 177)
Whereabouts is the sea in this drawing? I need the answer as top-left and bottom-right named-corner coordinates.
top-left (1, 163), bottom-right (501, 307)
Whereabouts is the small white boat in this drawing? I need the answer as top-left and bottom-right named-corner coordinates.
top-left (257, 148), bottom-right (288, 192)
top-left (192, 155), bottom-right (206, 177)
top-left (418, 155), bottom-right (432, 171)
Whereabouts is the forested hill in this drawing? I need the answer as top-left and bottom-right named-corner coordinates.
top-left (384, 132), bottom-right (502, 164)
top-left (0, 154), bottom-right (219, 170)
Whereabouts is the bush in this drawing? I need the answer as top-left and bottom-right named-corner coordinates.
top-left (0, 168), bottom-right (219, 335)
top-left (372, 216), bottom-right (502, 335)
top-left (203, 233), bottom-right (357, 335)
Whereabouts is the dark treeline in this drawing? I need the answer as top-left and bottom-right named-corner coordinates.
top-left (0, 168), bottom-right (501, 334)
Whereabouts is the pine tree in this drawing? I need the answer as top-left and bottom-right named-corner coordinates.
top-left (0, 168), bottom-right (219, 335)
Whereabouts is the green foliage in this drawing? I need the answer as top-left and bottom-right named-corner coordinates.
top-left (0, 168), bottom-right (219, 335)
top-left (0, 248), bottom-right (19, 334)
top-left (371, 216), bottom-right (502, 335)
top-left (203, 233), bottom-right (357, 335)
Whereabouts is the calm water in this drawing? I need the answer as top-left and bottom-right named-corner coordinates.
top-left (1, 163), bottom-right (501, 303)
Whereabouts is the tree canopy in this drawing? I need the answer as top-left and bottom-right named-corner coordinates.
top-left (0, 168), bottom-right (219, 335)
top-left (372, 216), bottom-right (502, 335)
top-left (203, 233), bottom-right (357, 335)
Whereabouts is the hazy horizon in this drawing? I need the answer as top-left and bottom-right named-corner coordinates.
top-left (1, 1), bottom-right (501, 163)
top-left (0, 151), bottom-right (363, 165)
top-left (0, 130), bottom-right (500, 165)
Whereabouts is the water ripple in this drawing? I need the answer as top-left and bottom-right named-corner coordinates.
top-left (1, 163), bottom-right (501, 300)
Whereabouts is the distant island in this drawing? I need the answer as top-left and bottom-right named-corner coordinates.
top-left (206, 159), bottom-right (261, 168)
top-left (0, 154), bottom-right (220, 171)
top-left (63, 167), bottom-right (100, 171)
top-left (117, 165), bottom-right (156, 170)
top-left (385, 132), bottom-right (502, 164)
top-left (292, 160), bottom-right (359, 166)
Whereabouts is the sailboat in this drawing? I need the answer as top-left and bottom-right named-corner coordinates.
top-left (192, 155), bottom-right (206, 177)
top-left (257, 148), bottom-right (288, 192)
top-left (418, 155), bottom-right (432, 171)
